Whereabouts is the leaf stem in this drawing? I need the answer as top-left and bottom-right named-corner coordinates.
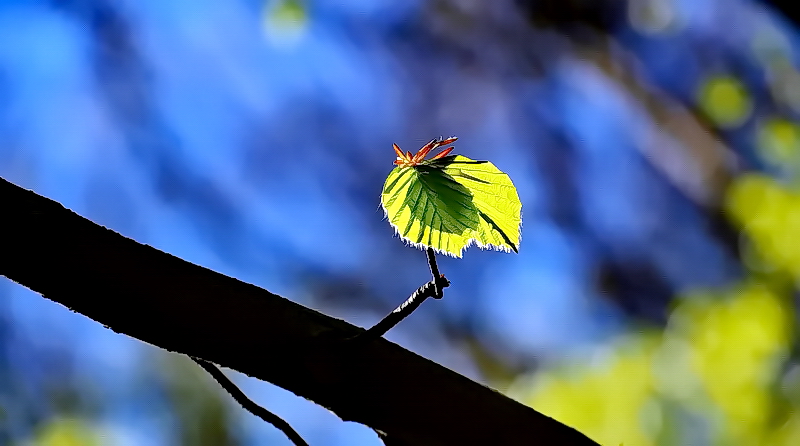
top-left (357, 248), bottom-right (449, 341)
top-left (425, 247), bottom-right (444, 299)
top-left (191, 357), bottom-right (309, 446)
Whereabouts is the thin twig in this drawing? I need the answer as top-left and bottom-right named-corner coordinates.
top-left (425, 247), bottom-right (444, 299)
top-left (191, 357), bottom-right (309, 446)
top-left (357, 248), bottom-right (449, 342)
top-left (359, 279), bottom-right (447, 340)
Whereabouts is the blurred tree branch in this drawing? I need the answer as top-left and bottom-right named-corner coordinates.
top-left (0, 177), bottom-right (599, 446)
top-left (763, 0), bottom-right (800, 28)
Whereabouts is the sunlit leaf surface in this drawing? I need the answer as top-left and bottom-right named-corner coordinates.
top-left (381, 155), bottom-right (522, 257)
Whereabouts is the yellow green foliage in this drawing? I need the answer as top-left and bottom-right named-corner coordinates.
top-left (517, 334), bottom-right (660, 446)
top-left (726, 174), bottom-right (800, 279)
top-left (513, 282), bottom-right (793, 446)
top-left (20, 418), bottom-right (101, 446)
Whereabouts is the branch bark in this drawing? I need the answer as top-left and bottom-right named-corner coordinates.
top-left (0, 177), bottom-right (599, 446)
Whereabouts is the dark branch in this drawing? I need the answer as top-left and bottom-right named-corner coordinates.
top-left (358, 277), bottom-right (450, 342)
top-left (191, 357), bottom-right (309, 446)
top-left (763, 0), bottom-right (800, 28)
top-left (0, 177), bottom-right (600, 446)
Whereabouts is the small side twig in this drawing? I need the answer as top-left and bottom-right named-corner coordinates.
top-left (357, 248), bottom-right (449, 342)
top-left (191, 357), bottom-right (309, 446)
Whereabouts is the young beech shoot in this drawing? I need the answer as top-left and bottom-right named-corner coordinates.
top-left (381, 137), bottom-right (522, 258)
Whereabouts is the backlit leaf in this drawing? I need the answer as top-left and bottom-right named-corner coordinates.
top-left (381, 154), bottom-right (522, 257)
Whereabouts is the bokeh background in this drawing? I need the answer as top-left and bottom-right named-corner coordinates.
top-left (2, 0), bottom-right (800, 444)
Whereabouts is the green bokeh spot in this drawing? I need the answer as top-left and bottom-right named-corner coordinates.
top-left (269, 0), bottom-right (306, 24)
top-left (698, 76), bottom-right (752, 128)
top-left (757, 118), bottom-right (800, 166)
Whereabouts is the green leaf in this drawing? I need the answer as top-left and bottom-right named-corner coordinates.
top-left (381, 155), bottom-right (522, 257)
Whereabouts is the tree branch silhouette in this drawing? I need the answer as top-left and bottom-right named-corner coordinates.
top-left (0, 176), bottom-right (599, 446)
top-left (763, 0), bottom-right (800, 28)
top-left (191, 357), bottom-right (308, 446)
